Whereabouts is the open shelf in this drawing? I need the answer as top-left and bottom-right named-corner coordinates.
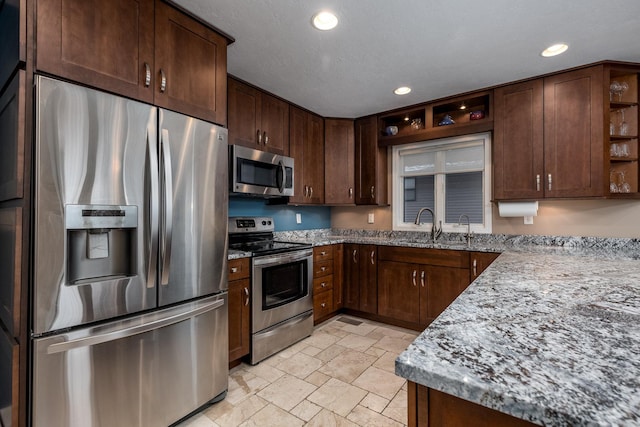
top-left (378, 90), bottom-right (492, 146)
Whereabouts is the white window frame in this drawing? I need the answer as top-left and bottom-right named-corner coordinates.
top-left (392, 132), bottom-right (492, 233)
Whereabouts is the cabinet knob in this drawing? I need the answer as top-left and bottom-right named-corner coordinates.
top-left (321, 303), bottom-right (326, 308)
top-left (230, 267), bottom-right (238, 273)
top-left (320, 251), bottom-right (327, 256)
top-left (321, 282), bottom-right (326, 288)
top-left (320, 266), bottom-right (326, 272)
top-left (159, 68), bottom-right (167, 93)
top-left (144, 63), bottom-right (151, 87)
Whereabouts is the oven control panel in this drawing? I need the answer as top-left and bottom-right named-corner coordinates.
top-left (229, 216), bottom-right (274, 233)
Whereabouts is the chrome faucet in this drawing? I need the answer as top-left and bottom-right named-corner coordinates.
top-left (458, 214), bottom-right (473, 248)
top-left (414, 207), bottom-right (442, 243)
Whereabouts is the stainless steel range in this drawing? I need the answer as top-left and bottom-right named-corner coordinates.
top-left (229, 217), bottom-right (313, 364)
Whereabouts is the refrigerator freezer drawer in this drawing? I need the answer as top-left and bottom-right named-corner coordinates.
top-left (33, 293), bottom-right (228, 427)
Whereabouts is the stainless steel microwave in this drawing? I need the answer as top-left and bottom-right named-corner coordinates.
top-left (229, 145), bottom-right (294, 197)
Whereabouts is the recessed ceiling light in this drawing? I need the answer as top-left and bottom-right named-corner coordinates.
top-left (541, 43), bottom-right (569, 57)
top-left (312, 11), bottom-right (338, 31)
top-left (394, 86), bottom-right (411, 95)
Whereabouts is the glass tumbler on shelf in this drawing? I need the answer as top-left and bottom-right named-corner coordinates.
top-left (619, 82), bottom-right (629, 102)
top-left (619, 142), bottom-right (630, 158)
top-left (610, 143), bottom-right (620, 158)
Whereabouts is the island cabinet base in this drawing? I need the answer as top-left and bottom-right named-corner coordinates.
top-left (408, 382), bottom-right (537, 427)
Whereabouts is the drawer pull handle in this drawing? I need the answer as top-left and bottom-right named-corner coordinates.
top-left (244, 287), bottom-right (249, 306)
top-left (349, 187), bottom-right (353, 198)
top-left (321, 282), bottom-right (326, 287)
top-left (412, 270), bottom-right (417, 286)
top-left (320, 266), bottom-right (326, 272)
top-left (548, 174), bottom-right (552, 191)
top-left (420, 270), bottom-right (425, 287)
top-left (370, 251), bottom-right (375, 265)
top-left (264, 131), bottom-right (268, 145)
top-left (257, 129), bottom-right (262, 144)
top-left (353, 249), bottom-right (357, 263)
top-left (473, 259), bottom-right (477, 277)
top-left (320, 251), bottom-right (326, 256)
top-left (536, 174), bottom-right (541, 192)
top-left (321, 303), bottom-right (326, 308)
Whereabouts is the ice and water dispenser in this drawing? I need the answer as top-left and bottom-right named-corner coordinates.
top-left (65, 205), bottom-right (138, 284)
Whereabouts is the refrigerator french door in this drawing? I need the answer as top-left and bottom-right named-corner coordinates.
top-left (32, 76), bottom-right (229, 426)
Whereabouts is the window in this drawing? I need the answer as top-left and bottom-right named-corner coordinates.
top-left (392, 132), bottom-right (492, 233)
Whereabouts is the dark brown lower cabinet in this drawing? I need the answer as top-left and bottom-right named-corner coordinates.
top-left (228, 258), bottom-right (250, 364)
top-left (343, 244), bottom-right (377, 314)
top-left (377, 246), bottom-right (469, 329)
top-left (408, 382), bottom-right (536, 427)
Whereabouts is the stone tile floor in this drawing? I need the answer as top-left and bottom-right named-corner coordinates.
top-left (177, 315), bottom-right (419, 427)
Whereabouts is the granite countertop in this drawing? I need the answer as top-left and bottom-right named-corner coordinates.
top-left (396, 249), bottom-right (640, 426)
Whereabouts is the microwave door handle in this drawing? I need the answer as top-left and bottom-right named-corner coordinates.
top-left (146, 129), bottom-right (159, 288)
top-left (160, 128), bottom-right (173, 286)
top-left (277, 160), bottom-right (285, 193)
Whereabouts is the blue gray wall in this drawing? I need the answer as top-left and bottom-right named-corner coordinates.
top-left (229, 197), bottom-right (331, 231)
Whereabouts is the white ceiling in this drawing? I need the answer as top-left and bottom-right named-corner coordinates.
top-left (173, 0), bottom-right (640, 118)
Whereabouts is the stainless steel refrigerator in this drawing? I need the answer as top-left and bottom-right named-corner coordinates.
top-left (31, 76), bottom-right (229, 426)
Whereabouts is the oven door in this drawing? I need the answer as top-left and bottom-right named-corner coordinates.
top-left (252, 249), bottom-right (313, 333)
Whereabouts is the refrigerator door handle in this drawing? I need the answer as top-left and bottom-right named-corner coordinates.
top-left (160, 128), bottom-right (173, 286)
top-left (147, 130), bottom-right (160, 288)
top-left (45, 298), bottom-right (225, 354)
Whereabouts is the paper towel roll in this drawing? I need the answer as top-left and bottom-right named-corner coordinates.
top-left (498, 201), bottom-right (539, 217)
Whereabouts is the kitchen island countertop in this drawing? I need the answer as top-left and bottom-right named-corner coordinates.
top-left (395, 249), bottom-right (640, 426)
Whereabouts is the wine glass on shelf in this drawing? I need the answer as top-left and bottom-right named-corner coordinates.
top-left (619, 170), bottom-right (631, 193)
top-left (610, 81), bottom-right (622, 102)
top-left (619, 109), bottom-right (628, 136)
top-left (619, 81), bottom-right (629, 102)
top-left (610, 170), bottom-right (619, 193)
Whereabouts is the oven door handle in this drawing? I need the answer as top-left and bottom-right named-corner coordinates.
top-left (252, 249), bottom-right (313, 267)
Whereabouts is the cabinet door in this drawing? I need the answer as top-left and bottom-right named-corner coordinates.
top-left (0, 0), bottom-right (24, 89)
top-left (325, 119), bottom-right (355, 204)
top-left (355, 116), bottom-right (387, 205)
top-left (470, 252), bottom-right (500, 280)
top-left (343, 244), bottom-right (360, 310)
top-left (260, 93), bottom-right (289, 155)
top-left (543, 66), bottom-right (604, 197)
top-left (36, 0), bottom-right (155, 104)
top-left (421, 266), bottom-right (468, 326)
top-left (359, 245), bottom-right (378, 314)
top-left (493, 80), bottom-right (544, 200)
top-left (228, 78), bottom-right (262, 149)
top-left (305, 113), bottom-right (325, 204)
top-left (228, 278), bottom-right (250, 361)
top-left (155, 0), bottom-right (227, 125)
top-left (0, 71), bottom-right (25, 202)
top-left (0, 207), bottom-right (22, 338)
top-left (378, 261), bottom-right (419, 323)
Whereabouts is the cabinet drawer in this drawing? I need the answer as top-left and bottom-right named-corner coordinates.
top-left (314, 289), bottom-right (334, 319)
top-left (378, 246), bottom-right (469, 269)
top-left (228, 258), bottom-right (250, 281)
top-left (313, 245), bottom-right (333, 262)
top-left (313, 259), bottom-right (333, 277)
top-left (313, 275), bottom-right (333, 294)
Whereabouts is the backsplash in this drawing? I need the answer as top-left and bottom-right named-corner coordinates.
top-left (229, 197), bottom-right (331, 231)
